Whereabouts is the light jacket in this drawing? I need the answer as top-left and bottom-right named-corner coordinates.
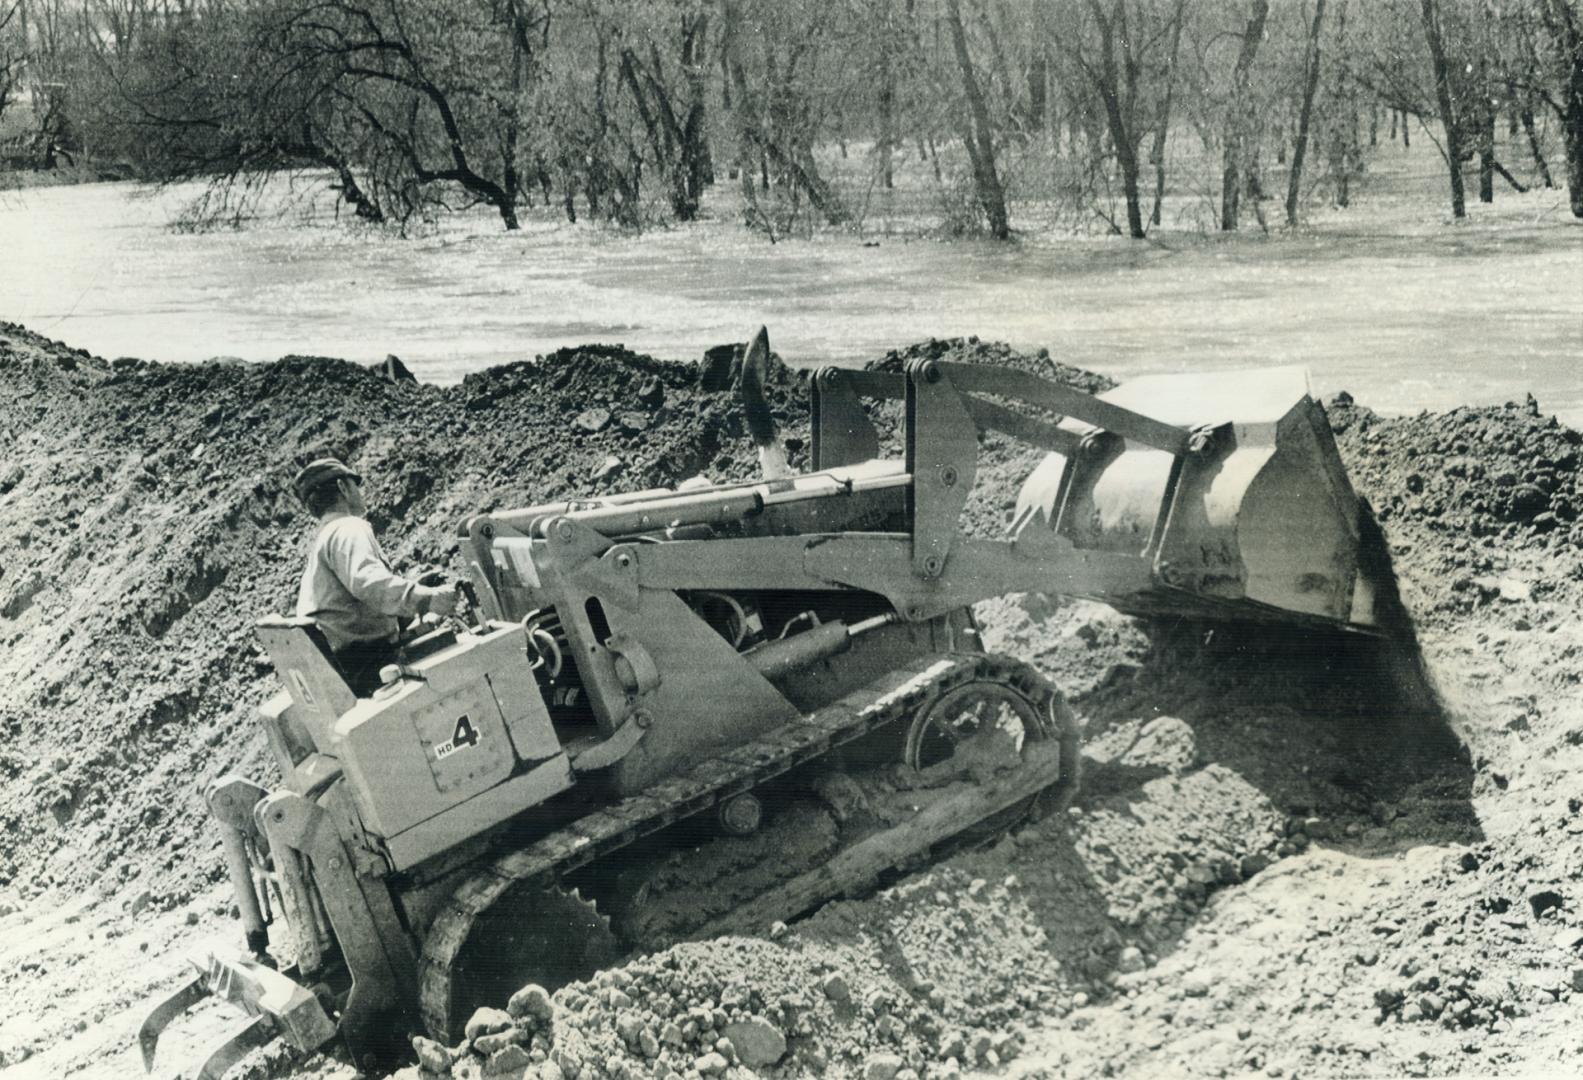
top-left (295, 515), bottom-right (419, 651)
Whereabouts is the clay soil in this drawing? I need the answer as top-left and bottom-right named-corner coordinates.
top-left (0, 324), bottom-right (1579, 1080)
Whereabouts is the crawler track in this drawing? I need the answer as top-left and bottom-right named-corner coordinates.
top-left (417, 651), bottom-right (1078, 1041)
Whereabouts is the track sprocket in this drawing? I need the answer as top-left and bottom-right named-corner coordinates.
top-left (434, 884), bottom-right (618, 1040)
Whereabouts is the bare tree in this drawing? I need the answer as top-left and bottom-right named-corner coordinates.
top-left (1148, 0), bottom-right (1190, 227)
top-left (1220, 0), bottom-right (1270, 230)
top-left (944, 0), bottom-right (1009, 238)
top-left (1538, 0), bottom-right (1583, 216)
top-left (1420, 0), bottom-right (1468, 216)
top-left (1064, 0), bottom-right (1148, 237)
top-left (1286, 0), bottom-right (1328, 225)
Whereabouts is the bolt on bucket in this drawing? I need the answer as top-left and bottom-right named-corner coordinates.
top-left (1014, 366), bottom-right (1382, 631)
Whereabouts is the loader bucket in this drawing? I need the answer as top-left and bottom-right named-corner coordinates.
top-left (1014, 366), bottom-right (1382, 631)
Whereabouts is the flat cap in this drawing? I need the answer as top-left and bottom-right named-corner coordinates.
top-left (292, 458), bottom-right (360, 503)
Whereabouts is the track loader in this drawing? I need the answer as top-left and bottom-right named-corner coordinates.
top-left (140, 341), bottom-right (1384, 1078)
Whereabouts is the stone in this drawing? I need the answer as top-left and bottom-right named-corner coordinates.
top-left (465, 1007), bottom-right (515, 1042)
top-left (1239, 854), bottom-right (1271, 880)
top-left (507, 984), bottom-right (554, 1023)
top-left (722, 1018), bottom-right (786, 1067)
top-left (863, 1053), bottom-right (905, 1080)
top-left (474, 1027), bottom-right (528, 1055)
top-left (660, 1021), bottom-right (685, 1047)
top-left (695, 1051), bottom-right (729, 1076)
top-left (573, 407), bottom-right (611, 434)
top-left (483, 1044), bottom-right (533, 1076)
top-left (637, 378), bottom-right (665, 407)
top-left (591, 455), bottom-right (624, 482)
top-left (820, 972), bottom-right (852, 1002)
top-left (638, 1028), bottom-right (660, 1059)
top-left (1496, 578), bottom-right (1532, 603)
top-left (412, 1036), bottom-right (453, 1075)
top-left (1117, 946), bottom-right (1146, 974)
top-left (615, 1012), bottom-right (645, 1045)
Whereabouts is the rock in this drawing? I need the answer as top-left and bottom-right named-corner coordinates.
top-left (637, 378), bottom-right (665, 407)
top-left (1496, 578), bottom-right (1532, 603)
top-left (591, 454), bottom-right (624, 482)
top-left (820, 972), bottom-right (852, 1002)
top-left (483, 1043), bottom-right (533, 1075)
top-left (864, 1053), bottom-right (905, 1080)
top-left (1419, 993), bottom-right (1446, 1018)
top-left (465, 1007), bottom-right (514, 1042)
top-left (474, 1027), bottom-right (527, 1055)
top-left (1508, 485), bottom-right (1549, 521)
top-left (1239, 854), bottom-right (1271, 880)
top-left (695, 1051), bottom-right (729, 1076)
top-left (722, 1018), bottom-right (786, 1067)
top-left (378, 354), bottom-right (417, 384)
top-left (638, 1028), bottom-right (661, 1058)
top-left (508, 984), bottom-right (555, 1022)
top-left (1116, 946), bottom-right (1146, 974)
top-left (573, 407), bottom-right (611, 433)
top-left (615, 1012), bottom-right (645, 1045)
top-left (660, 1021), bottom-right (685, 1047)
top-left (616, 411), bottom-right (649, 433)
top-left (129, 889), bottom-right (154, 916)
top-left (412, 1036), bottom-right (453, 1075)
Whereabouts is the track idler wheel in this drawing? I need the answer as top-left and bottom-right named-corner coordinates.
top-left (902, 677), bottom-right (1079, 836)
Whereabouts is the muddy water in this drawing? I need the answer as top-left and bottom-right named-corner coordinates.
top-left (2, 179), bottom-right (1579, 422)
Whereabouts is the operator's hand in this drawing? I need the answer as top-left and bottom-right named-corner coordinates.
top-left (419, 583), bottom-right (459, 619)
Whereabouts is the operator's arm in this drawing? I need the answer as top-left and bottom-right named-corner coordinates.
top-left (323, 519), bottom-right (449, 617)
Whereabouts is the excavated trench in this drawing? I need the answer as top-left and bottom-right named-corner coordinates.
top-left (0, 325), bottom-right (1578, 1080)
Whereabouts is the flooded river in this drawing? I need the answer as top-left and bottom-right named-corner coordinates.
top-left (3, 178), bottom-right (1579, 422)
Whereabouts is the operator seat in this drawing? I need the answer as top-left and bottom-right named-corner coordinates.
top-left (254, 615), bottom-right (358, 752)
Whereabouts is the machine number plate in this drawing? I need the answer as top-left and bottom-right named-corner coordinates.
top-left (433, 715), bottom-right (481, 761)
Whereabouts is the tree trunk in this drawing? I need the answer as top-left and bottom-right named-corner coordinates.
top-left (1150, 0), bottom-right (1188, 228)
top-left (1521, 103), bottom-right (1556, 187)
top-left (944, 0), bottom-right (1010, 238)
top-left (1402, 108), bottom-right (1411, 147)
top-left (1477, 105), bottom-right (1495, 203)
top-left (1542, 0), bottom-right (1583, 217)
top-left (1084, 0), bottom-right (1146, 238)
top-left (1286, 0), bottom-right (1328, 227)
top-left (1026, 52), bottom-right (1048, 134)
top-left (1221, 0), bottom-right (1271, 231)
top-left (1420, 0), bottom-right (1466, 217)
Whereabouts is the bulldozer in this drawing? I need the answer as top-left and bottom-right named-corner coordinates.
top-left (140, 336), bottom-right (1384, 1078)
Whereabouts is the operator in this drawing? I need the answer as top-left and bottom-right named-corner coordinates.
top-left (292, 458), bottom-right (457, 695)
